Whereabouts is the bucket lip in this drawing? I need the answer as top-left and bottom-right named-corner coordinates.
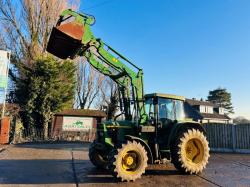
top-left (49, 26), bottom-right (82, 42)
top-left (56, 22), bottom-right (84, 41)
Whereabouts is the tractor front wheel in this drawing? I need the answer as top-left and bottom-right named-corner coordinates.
top-left (108, 141), bottom-right (148, 182)
top-left (171, 128), bottom-right (210, 174)
top-left (89, 141), bottom-right (108, 169)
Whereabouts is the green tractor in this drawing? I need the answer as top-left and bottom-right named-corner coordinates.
top-left (47, 9), bottom-right (210, 182)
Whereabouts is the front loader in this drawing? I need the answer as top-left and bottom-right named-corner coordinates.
top-left (47, 9), bottom-right (210, 182)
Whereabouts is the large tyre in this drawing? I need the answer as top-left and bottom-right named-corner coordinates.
top-left (171, 128), bottom-right (210, 174)
top-left (108, 141), bottom-right (148, 182)
top-left (89, 141), bottom-right (108, 169)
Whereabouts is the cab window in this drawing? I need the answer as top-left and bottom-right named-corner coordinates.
top-left (158, 98), bottom-right (174, 120)
top-left (145, 98), bottom-right (154, 116)
top-left (158, 98), bottom-right (185, 121)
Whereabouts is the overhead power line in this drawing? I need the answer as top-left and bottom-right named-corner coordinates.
top-left (83, 0), bottom-right (117, 11)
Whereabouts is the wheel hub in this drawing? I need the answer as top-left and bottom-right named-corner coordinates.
top-left (126, 156), bottom-right (134, 166)
top-left (121, 151), bottom-right (140, 173)
top-left (185, 138), bottom-right (204, 164)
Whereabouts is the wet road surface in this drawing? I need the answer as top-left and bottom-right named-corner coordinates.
top-left (0, 143), bottom-right (249, 187)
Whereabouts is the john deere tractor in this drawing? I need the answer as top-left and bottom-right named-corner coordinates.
top-left (47, 9), bottom-right (210, 181)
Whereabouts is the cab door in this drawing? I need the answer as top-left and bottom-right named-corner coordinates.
top-left (157, 98), bottom-right (175, 151)
top-left (157, 98), bottom-right (185, 152)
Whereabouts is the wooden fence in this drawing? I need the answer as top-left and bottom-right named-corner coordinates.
top-left (203, 123), bottom-right (250, 153)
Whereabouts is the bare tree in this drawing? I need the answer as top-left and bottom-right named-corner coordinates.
top-left (0, 0), bottom-right (79, 62)
top-left (76, 58), bottom-right (105, 109)
top-left (95, 77), bottom-right (119, 120)
top-left (76, 58), bottom-right (119, 119)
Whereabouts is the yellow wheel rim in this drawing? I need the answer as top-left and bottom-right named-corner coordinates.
top-left (121, 150), bottom-right (141, 174)
top-left (185, 138), bottom-right (204, 164)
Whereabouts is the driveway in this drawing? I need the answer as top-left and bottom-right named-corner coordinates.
top-left (0, 143), bottom-right (249, 187)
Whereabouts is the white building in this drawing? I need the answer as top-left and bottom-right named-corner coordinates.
top-left (185, 98), bottom-right (232, 124)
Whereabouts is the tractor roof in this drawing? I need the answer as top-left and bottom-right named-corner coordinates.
top-left (145, 93), bottom-right (185, 101)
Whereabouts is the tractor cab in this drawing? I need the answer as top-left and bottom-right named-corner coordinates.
top-left (144, 93), bottom-right (187, 152)
top-left (144, 93), bottom-right (186, 124)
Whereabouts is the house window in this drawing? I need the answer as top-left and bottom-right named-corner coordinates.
top-left (207, 106), bottom-right (213, 114)
top-left (200, 106), bottom-right (205, 113)
top-left (199, 105), bottom-right (213, 114)
top-left (219, 107), bottom-right (224, 115)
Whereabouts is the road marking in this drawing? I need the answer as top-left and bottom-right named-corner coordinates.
top-left (214, 154), bottom-right (250, 168)
top-left (195, 174), bottom-right (223, 187)
top-left (71, 149), bottom-right (79, 187)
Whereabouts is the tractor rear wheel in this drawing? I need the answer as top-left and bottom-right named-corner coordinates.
top-left (108, 141), bottom-right (148, 182)
top-left (89, 141), bottom-right (108, 169)
top-left (171, 128), bottom-right (210, 174)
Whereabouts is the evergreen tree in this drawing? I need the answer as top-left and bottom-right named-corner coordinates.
top-left (14, 56), bottom-right (76, 138)
top-left (207, 88), bottom-right (234, 114)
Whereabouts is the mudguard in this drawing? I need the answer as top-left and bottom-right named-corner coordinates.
top-left (167, 121), bottom-right (206, 148)
top-left (125, 135), bottom-right (154, 164)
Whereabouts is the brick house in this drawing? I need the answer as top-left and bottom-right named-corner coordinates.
top-left (185, 98), bottom-right (232, 124)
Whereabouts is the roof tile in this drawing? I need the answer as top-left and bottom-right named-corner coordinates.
top-left (185, 99), bottom-right (215, 107)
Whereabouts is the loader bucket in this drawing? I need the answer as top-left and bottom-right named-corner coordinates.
top-left (47, 22), bottom-right (84, 59)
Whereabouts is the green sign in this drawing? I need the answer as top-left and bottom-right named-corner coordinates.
top-left (62, 116), bottom-right (93, 131)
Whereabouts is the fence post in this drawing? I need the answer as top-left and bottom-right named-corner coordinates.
top-left (231, 124), bottom-right (236, 152)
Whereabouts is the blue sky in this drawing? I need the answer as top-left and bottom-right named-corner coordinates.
top-left (80, 0), bottom-right (250, 118)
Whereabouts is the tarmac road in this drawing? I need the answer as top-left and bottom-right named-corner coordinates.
top-left (0, 143), bottom-right (249, 187)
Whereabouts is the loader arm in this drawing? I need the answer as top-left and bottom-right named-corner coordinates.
top-left (47, 9), bottom-right (148, 124)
